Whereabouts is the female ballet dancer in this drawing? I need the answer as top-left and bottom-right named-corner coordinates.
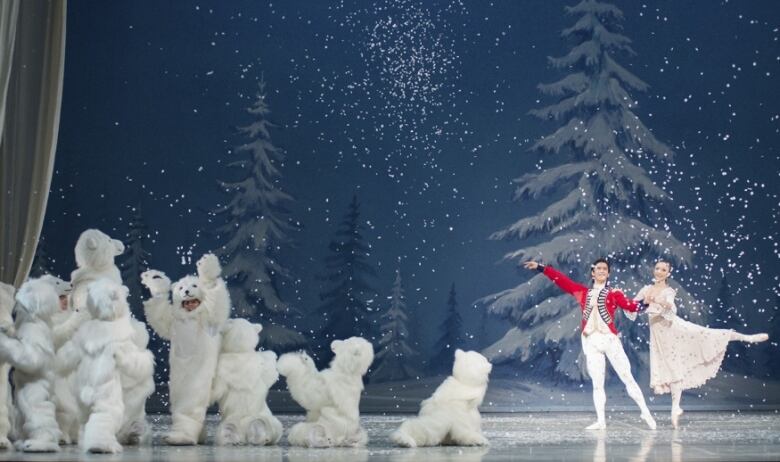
top-left (636, 260), bottom-right (769, 428)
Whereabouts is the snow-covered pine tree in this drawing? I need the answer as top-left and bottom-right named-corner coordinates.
top-left (370, 268), bottom-right (418, 382)
top-left (314, 194), bottom-right (378, 366)
top-left (480, 0), bottom-right (702, 381)
top-left (119, 204), bottom-right (152, 317)
top-left (29, 236), bottom-right (57, 278)
top-left (429, 283), bottom-right (464, 373)
top-left (214, 79), bottom-right (305, 352)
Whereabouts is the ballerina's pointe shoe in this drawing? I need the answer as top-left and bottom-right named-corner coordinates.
top-left (747, 333), bottom-right (769, 343)
top-left (641, 412), bottom-right (657, 430)
top-left (585, 421), bottom-right (606, 430)
top-left (671, 407), bottom-right (684, 429)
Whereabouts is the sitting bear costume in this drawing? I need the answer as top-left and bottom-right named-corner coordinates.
top-left (142, 253), bottom-right (230, 445)
top-left (391, 349), bottom-right (492, 447)
top-left (211, 318), bottom-right (282, 446)
top-left (278, 337), bottom-right (374, 448)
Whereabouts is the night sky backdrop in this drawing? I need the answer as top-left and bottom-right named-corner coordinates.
top-left (41, 0), bottom-right (780, 361)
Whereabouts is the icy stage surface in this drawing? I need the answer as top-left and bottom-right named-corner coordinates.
top-left (0, 412), bottom-right (777, 461)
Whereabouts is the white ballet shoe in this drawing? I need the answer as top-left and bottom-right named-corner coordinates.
top-left (671, 407), bottom-right (684, 429)
top-left (746, 333), bottom-right (769, 343)
top-left (641, 412), bottom-right (657, 430)
top-left (585, 421), bottom-right (606, 430)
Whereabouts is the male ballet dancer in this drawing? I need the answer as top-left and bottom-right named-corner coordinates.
top-left (524, 259), bottom-right (656, 430)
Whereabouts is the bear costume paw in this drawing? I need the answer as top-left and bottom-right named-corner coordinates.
top-left (196, 254), bottom-right (221, 281)
top-left (141, 270), bottom-right (171, 297)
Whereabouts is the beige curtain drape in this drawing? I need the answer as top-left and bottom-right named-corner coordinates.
top-left (0, 0), bottom-right (66, 293)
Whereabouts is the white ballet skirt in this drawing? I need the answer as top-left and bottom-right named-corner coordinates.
top-left (636, 285), bottom-right (733, 394)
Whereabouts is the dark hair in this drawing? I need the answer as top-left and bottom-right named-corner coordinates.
top-left (591, 258), bottom-right (610, 272)
top-left (656, 259), bottom-right (673, 272)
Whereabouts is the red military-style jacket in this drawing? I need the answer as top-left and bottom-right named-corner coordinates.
top-left (540, 265), bottom-right (643, 335)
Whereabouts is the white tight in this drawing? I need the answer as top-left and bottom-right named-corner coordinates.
top-left (582, 333), bottom-right (651, 423)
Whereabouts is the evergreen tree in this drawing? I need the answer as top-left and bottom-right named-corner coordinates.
top-left (480, 0), bottom-right (702, 381)
top-left (429, 283), bottom-right (464, 373)
top-left (370, 269), bottom-right (418, 382)
top-left (119, 204), bottom-right (152, 318)
top-left (29, 236), bottom-right (57, 278)
top-left (214, 79), bottom-right (305, 352)
top-left (314, 194), bottom-right (378, 366)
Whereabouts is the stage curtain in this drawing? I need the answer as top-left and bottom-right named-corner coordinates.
top-left (0, 0), bottom-right (66, 293)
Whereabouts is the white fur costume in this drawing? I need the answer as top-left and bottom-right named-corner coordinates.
top-left (0, 279), bottom-right (62, 452)
top-left (212, 318), bottom-right (282, 446)
top-left (56, 281), bottom-right (136, 454)
top-left (115, 319), bottom-right (155, 445)
top-left (0, 281), bottom-right (16, 449)
top-left (142, 253), bottom-right (230, 445)
top-left (391, 350), bottom-right (492, 448)
top-left (55, 229), bottom-right (125, 444)
top-left (69, 229), bottom-right (125, 312)
top-left (278, 337), bottom-right (374, 448)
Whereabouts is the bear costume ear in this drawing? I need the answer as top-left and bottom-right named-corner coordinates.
top-left (330, 339), bottom-right (343, 353)
top-left (253, 323), bottom-right (263, 335)
top-left (85, 236), bottom-right (99, 250)
top-left (455, 348), bottom-right (465, 359)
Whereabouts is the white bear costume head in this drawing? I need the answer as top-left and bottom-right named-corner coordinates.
top-left (86, 281), bottom-right (130, 321)
top-left (330, 337), bottom-right (374, 376)
top-left (75, 229), bottom-right (125, 270)
top-left (39, 274), bottom-right (72, 312)
top-left (221, 318), bottom-right (263, 353)
top-left (14, 278), bottom-right (60, 322)
top-left (452, 349), bottom-right (492, 386)
top-left (172, 276), bottom-right (205, 313)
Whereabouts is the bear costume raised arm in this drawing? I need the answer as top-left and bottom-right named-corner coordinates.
top-left (140, 270), bottom-right (174, 340)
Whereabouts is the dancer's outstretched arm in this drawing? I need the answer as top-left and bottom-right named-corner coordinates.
top-left (523, 261), bottom-right (588, 297)
top-left (612, 290), bottom-right (644, 313)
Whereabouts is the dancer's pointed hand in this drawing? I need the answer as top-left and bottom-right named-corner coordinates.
top-left (523, 261), bottom-right (539, 270)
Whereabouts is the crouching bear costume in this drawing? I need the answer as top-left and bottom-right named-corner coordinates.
top-left (141, 254), bottom-right (230, 445)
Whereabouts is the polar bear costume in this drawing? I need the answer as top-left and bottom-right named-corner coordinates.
top-left (115, 319), bottom-right (155, 445)
top-left (0, 279), bottom-right (62, 452)
top-left (211, 319), bottom-right (281, 446)
top-left (391, 349), bottom-right (492, 448)
top-left (142, 253), bottom-right (230, 445)
top-left (69, 229), bottom-right (125, 312)
top-left (56, 281), bottom-right (136, 454)
top-left (212, 318), bottom-right (282, 446)
top-left (55, 230), bottom-right (125, 444)
top-left (0, 281), bottom-right (16, 449)
top-left (278, 337), bottom-right (374, 448)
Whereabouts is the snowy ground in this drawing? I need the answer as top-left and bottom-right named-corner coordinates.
top-left (0, 412), bottom-right (778, 461)
top-left (262, 372), bottom-right (780, 413)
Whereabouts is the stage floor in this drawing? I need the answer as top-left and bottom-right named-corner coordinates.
top-left (0, 412), bottom-right (777, 461)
